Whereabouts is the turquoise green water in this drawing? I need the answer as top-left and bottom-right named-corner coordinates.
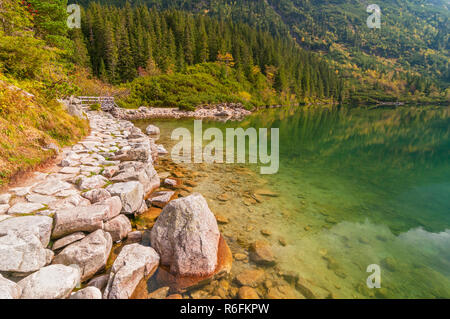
top-left (137, 105), bottom-right (450, 298)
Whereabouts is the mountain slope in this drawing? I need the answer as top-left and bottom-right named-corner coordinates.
top-left (75, 0), bottom-right (449, 103)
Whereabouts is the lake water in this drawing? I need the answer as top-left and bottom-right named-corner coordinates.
top-left (135, 105), bottom-right (450, 299)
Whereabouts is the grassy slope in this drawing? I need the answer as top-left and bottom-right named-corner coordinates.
top-left (0, 78), bottom-right (89, 186)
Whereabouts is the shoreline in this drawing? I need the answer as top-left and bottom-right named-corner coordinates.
top-left (109, 103), bottom-right (252, 121)
top-left (0, 102), bottom-right (232, 299)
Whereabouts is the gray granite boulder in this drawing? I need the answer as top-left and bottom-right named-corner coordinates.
top-left (150, 193), bottom-right (220, 276)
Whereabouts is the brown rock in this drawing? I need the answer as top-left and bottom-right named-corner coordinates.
top-left (249, 241), bottom-right (276, 266)
top-left (235, 269), bottom-right (265, 287)
top-left (148, 286), bottom-right (170, 299)
top-left (238, 286), bottom-right (259, 299)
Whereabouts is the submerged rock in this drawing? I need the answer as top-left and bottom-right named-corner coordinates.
top-left (103, 243), bottom-right (160, 299)
top-left (235, 269), bottom-right (265, 287)
top-left (53, 230), bottom-right (112, 282)
top-left (249, 241), bottom-right (276, 266)
top-left (150, 193), bottom-right (220, 276)
top-left (238, 286), bottom-right (259, 299)
top-left (18, 264), bottom-right (80, 299)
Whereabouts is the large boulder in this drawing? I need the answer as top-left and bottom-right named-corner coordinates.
top-left (150, 193), bottom-right (220, 276)
top-left (103, 243), bottom-right (160, 299)
top-left (52, 230), bottom-right (112, 282)
top-left (0, 274), bottom-right (22, 299)
top-left (52, 204), bottom-right (113, 239)
top-left (106, 181), bottom-right (144, 214)
top-left (18, 264), bottom-right (80, 299)
top-left (0, 215), bottom-right (53, 246)
top-left (104, 214), bottom-right (132, 242)
top-left (0, 231), bottom-right (53, 274)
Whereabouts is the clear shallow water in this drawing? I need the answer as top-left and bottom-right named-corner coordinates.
top-left (136, 105), bottom-right (450, 298)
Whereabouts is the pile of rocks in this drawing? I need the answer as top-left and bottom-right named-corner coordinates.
top-left (110, 103), bottom-right (252, 121)
top-left (0, 105), bottom-right (226, 299)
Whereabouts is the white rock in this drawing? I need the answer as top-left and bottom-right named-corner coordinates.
top-left (148, 191), bottom-right (175, 208)
top-left (94, 196), bottom-right (122, 221)
top-left (0, 274), bottom-right (22, 299)
top-left (52, 232), bottom-right (86, 251)
top-left (0, 193), bottom-right (11, 205)
top-left (164, 178), bottom-right (177, 187)
top-left (69, 286), bottom-right (102, 299)
top-left (145, 125), bottom-right (160, 136)
top-left (106, 181), bottom-right (144, 214)
top-left (0, 231), bottom-right (53, 273)
top-left (76, 175), bottom-right (109, 190)
top-left (82, 188), bottom-right (111, 203)
top-left (0, 204), bottom-right (9, 214)
top-left (18, 264), bottom-right (80, 299)
top-left (7, 202), bottom-right (45, 215)
top-left (103, 244), bottom-right (160, 299)
top-left (104, 215), bottom-right (132, 242)
top-left (52, 230), bottom-right (112, 282)
top-left (150, 193), bottom-right (220, 276)
top-left (0, 215), bottom-right (53, 246)
top-left (32, 180), bottom-right (72, 196)
top-left (59, 167), bottom-right (81, 175)
top-left (10, 186), bottom-right (32, 196)
top-left (26, 194), bottom-right (57, 205)
top-left (52, 205), bottom-right (110, 239)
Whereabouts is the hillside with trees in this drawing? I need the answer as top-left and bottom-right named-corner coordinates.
top-left (74, 2), bottom-right (343, 108)
top-left (76, 0), bottom-right (449, 104)
top-left (0, 0), bottom-right (89, 185)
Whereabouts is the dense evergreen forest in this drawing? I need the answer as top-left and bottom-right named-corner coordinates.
top-left (74, 0), bottom-right (449, 104)
top-left (73, 2), bottom-right (343, 108)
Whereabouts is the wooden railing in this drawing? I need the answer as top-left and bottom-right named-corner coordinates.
top-left (76, 96), bottom-right (118, 111)
top-left (76, 96), bottom-right (115, 104)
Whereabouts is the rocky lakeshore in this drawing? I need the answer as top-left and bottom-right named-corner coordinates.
top-left (0, 103), bottom-right (231, 299)
top-left (0, 101), bottom-right (334, 300)
top-left (109, 103), bottom-right (252, 121)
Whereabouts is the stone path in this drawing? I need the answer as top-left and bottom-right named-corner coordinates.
top-left (0, 105), bottom-right (226, 299)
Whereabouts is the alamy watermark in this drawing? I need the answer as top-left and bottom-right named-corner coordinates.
top-left (170, 120), bottom-right (279, 175)
top-left (67, 4), bottom-right (81, 29)
top-left (367, 4), bottom-right (381, 29)
top-left (366, 264), bottom-right (381, 288)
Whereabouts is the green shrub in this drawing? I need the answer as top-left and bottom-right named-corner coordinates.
top-left (90, 103), bottom-right (101, 111)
